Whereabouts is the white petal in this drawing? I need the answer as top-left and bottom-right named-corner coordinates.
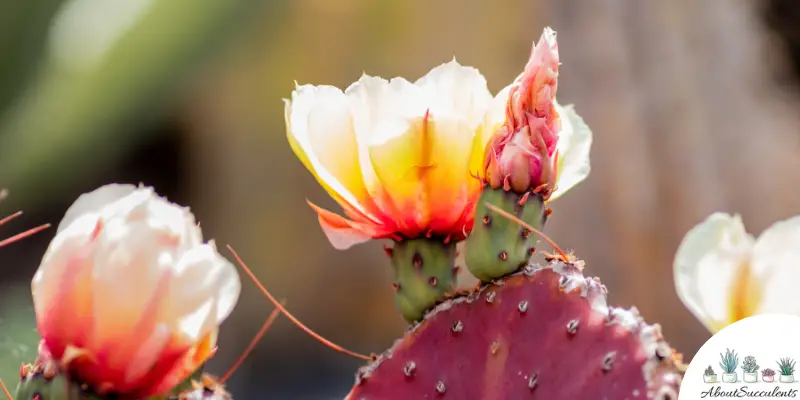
top-left (90, 219), bottom-right (177, 343)
top-left (57, 183), bottom-right (137, 232)
top-left (286, 85), bottom-right (377, 220)
top-left (346, 74), bottom-right (426, 147)
top-left (749, 216), bottom-right (800, 315)
top-left (169, 242), bottom-right (241, 335)
top-left (548, 102), bottom-right (592, 202)
top-left (673, 213), bottom-right (755, 332)
top-left (414, 59), bottom-right (493, 130)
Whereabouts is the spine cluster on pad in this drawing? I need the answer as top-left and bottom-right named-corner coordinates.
top-left (346, 260), bottom-right (684, 400)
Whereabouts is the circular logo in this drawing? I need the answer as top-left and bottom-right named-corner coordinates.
top-left (680, 314), bottom-right (800, 399)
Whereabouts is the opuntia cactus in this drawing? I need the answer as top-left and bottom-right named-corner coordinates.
top-left (346, 260), bottom-right (683, 399)
top-left (464, 28), bottom-right (592, 283)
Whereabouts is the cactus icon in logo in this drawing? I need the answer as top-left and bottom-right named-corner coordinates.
top-left (762, 368), bottom-right (776, 383)
top-left (778, 357), bottom-right (796, 383)
top-left (719, 348), bottom-right (740, 383)
top-left (742, 355), bottom-right (759, 383)
top-left (703, 365), bottom-right (718, 383)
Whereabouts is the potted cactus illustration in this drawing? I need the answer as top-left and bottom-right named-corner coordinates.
top-left (762, 368), bottom-right (777, 383)
top-left (778, 358), bottom-right (796, 383)
top-left (742, 356), bottom-right (759, 383)
top-left (704, 365), bottom-right (719, 383)
top-left (719, 348), bottom-right (740, 383)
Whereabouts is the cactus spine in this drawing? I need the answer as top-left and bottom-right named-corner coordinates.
top-left (464, 189), bottom-right (546, 281)
top-left (389, 238), bottom-right (457, 322)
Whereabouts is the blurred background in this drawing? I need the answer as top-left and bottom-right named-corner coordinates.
top-left (0, 0), bottom-right (799, 398)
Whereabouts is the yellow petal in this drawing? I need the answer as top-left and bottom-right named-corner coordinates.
top-left (673, 213), bottom-right (755, 333)
top-left (747, 215), bottom-right (800, 315)
top-left (547, 102), bottom-right (592, 202)
top-left (415, 60), bottom-right (492, 228)
top-left (346, 74), bottom-right (426, 226)
top-left (285, 84), bottom-right (378, 221)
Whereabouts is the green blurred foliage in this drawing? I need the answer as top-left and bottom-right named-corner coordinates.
top-left (0, 0), bottom-right (271, 207)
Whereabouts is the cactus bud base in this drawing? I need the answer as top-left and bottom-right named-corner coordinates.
top-left (16, 360), bottom-right (102, 400)
top-left (347, 260), bottom-right (684, 399)
top-left (390, 238), bottom-right (457, 323)
top-left (465, 187), bottom-right (546, 282)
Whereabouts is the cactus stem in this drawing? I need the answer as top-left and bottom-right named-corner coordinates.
top-left (389, 238), bottom-right (457, 322)
top-left (484, 202), bottom-right (567, 261)
top-left (219, 304), bottom-right (283, 383)
top-left (0, 377), bottom-right (13, 400)
top-left (227, 245), bottom-right (372, 361)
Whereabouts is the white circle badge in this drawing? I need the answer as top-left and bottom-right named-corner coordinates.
top-left (680, 314), bottom-right (800, 399)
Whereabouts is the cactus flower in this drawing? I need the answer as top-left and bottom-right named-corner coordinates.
top-left (286, 59), bottom-right (498, 322)
top-left (674, 213), bottom-right (800, 333)
top-left (286, 59), bottom-right (494, 250)
top-left (31, 184), bottom-right (241, 397)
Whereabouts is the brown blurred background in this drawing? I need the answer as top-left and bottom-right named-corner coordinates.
top-left (0, 0), bottom-right (799, 398)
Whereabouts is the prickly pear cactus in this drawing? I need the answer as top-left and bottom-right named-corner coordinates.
top-left (464, 190), bottom-right (546, 281)
top-left (346, 260), bottom-right (684, 400)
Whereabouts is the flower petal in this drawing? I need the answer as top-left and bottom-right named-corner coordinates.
top-left (415, 60), bottom-right (493, 230)
top-left (347, 75), bottom-right (428, 232)
top-left (469, 85), bottom-right (511, 180)
top-left (547, 102), bottom-right (592, 202)
top-left (169, 243), bottom-right (241, 340)
top-left (286, 85), bottom-right (380, 222)
top-left (308, 200), bottom-right (381, 250)
top-left (673, 213), bottom-right (755, 332)
top-left (57, 183), bottom-right (137, 233)
top-left (414, 59), bottom-right (492, 131)
top-left (748, 216), bottom-right (800, 315)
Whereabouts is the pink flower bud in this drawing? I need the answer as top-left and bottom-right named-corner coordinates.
top-left (484, 27), bottom-right (561, 197)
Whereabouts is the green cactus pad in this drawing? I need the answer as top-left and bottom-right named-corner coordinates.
top-left (389, 238), bottom-right (457, 323)
top-left (347, 260), bottom-right (684, 400)
top-left (464, 187), bottom-right (546, 282)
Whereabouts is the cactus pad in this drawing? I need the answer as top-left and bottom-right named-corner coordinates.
top-left (346, 261), bottom-right (684, 399)
top-left (464, 188), bottom-right (546, 282)
top-left (389, 238), bottom-right (457, 322)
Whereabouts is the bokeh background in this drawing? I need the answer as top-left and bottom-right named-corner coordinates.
top-left (1, 0), bottom-right (799, 398)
